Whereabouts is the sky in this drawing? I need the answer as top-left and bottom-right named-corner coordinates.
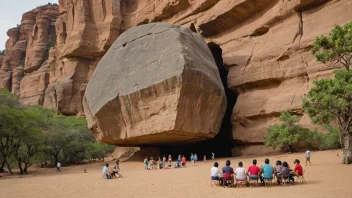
top-left (0, 0), bottom-right (58, 50)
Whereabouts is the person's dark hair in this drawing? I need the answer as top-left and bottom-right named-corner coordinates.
top-left (226, 160), bottom-right (231, 166)
top-left (238, 162), bottom-right (243, 167)
top-left (214, 162), bottom-right (218, 167)
top-left (106, 164), bottom-right (109, 167)
top-left (163, 155), bottom-right (165, 157)
top-left (276, 160), bottom-right (282, 166)
top-left (265, 158), bottom-right (269, 164)
top-left (253, 159), bottom-right (257, 165)
top-left (294, 159), bottom-right (300, 164)
top-left (282, 161), bottom-right (288, 167)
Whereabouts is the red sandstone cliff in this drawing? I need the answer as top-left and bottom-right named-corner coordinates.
top-left (0, 4), bottom-right (59, 102)
top-left (0, 0), bottom-right (351, 151)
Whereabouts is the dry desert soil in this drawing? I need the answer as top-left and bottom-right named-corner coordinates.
top-left (1, 150), bottom-right (352, 198)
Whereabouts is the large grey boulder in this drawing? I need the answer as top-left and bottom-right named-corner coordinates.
top-left (83, 23), bottom-right (226, 145)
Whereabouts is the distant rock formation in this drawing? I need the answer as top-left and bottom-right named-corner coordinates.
top-left (0, 4), bottom-right (59, 101)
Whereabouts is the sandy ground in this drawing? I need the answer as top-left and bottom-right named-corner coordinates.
top-left (1, 150), bottom-right (352, 198)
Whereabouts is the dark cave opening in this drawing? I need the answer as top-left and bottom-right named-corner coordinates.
top-left (158, 43), bottom-right (237, 159)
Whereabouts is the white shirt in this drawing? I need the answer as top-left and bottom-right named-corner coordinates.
top-left (102, 166), bottom-right (108, 174)
top-left (235, 167), bottom-right (246, 180)
top-left (211, 167), bottom-right (220, 177)
top-left (57, 163), bottom-right (61, 167)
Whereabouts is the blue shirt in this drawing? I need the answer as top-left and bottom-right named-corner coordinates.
top-left (194, 156), bottom-right (198, 161)
top-left (222, 166), bottom-right (234, 180)
top-left (190, 156), bottom-right (194, 160)
top-left (262, 164), bottom-right (274, 179)
top-left (177, 157), bottom-right (181, 162)
top-left (306, 151), bottom-right (311, 158)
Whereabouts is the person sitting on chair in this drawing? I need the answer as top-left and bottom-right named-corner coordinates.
top-left (211, 162), bottom-right (220, 180)
top-left (235, 162), bottom-right (247, 185)
top-left (292, 159), bottom-right (303, 180)
top-left (274, 160), bottom-right (282, 184)
top-left (102, 164), bottom-right (111, 179)
top-left (248, 159), bottom-right (260, 180)
top-left (222, 160), bottom-right (234, 185)
top-left (149, 157), bottom-right (156, 169)
top-left (278, 161), bottom-right (294, 183)
top-left (109, 165), bottom-right (118, 178)
top-left (259, 158), bottom-right (274, 185)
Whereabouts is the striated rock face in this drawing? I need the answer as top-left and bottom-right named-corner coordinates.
top-left (42, 0), bottom-right (123, 115)
top-left (83, 23), bottom-right (226, 145)
top-left (1, 0), bottom-right (352, 151)
top-left (0, 4), bottom-right (59, 102)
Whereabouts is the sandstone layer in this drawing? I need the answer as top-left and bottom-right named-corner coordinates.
top-left (83, 23), bottom-right (226, 145)
top-left (0, 4), bottom-right (59, 101)
top-left (1, 0), bottom-right (351, 149)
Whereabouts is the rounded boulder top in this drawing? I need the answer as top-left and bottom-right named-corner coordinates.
top-left (83, 22), bottom-right (226, 146)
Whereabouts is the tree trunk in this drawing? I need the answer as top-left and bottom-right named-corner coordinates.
top-left (342, 134), bottom-right (352, 164)
top-left (0, 158), bottom-right (5, 173)
top-left (286, 144), bottom-right (293, 153)
top-left (17, 157), bottom-right (24, 175)
top-left (5, 158), bottom-right (13, 174)
top-left (54, 153), bottom-right (59, 167)
top-left (24, 163), bottom-right (28, 174)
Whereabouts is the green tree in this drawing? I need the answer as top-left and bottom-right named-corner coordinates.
top-left (0, 88), bottom-right (114, 173)
top-left (305, 22), bottom-right (352, 164)
top-left (303, 69), bottom-right (352, 164)
top-left (312, 22), bottom-right (352, 70)
top-left (264, 111), bottom-right (310, 153)
top-left (0, 90), bottom-right (21, 173)
top-left (86, 141), bottom-right (116, 161)
top-left (12, 107), bottom-right (45, 174)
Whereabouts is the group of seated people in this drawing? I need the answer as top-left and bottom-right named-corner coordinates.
top-left (102, 160), bottom-right (122, 179)
top-left (144, 155), bottom-right (188, 170)
top-left (210, 158), bottom-right (304, 186)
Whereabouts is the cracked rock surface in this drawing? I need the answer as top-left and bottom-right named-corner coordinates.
top-left (83, 23), bottom-right (226, 146)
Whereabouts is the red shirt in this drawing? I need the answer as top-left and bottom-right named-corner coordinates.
top-left (294, 164), bottom-right (303, 176)
top-left (248, 165), bottom-right (260, 176)
top-left (181, 157), bottom-right (186, 163)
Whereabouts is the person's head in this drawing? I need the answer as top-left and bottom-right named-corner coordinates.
top-left (182, 155), bottom-right (184, 157)
top-left (265, 158), bottom-right (270, 164)
top-left (282, 161), bottom-right (288, 167)
top-left (106, 164), bottom-right (109, 167)
top-left (226, 160), bottom-right (231, 166)
top-left (238, 162), bottom-right (243, 167)
top-left (214, 162), bottom-right (218, 167)
top-left (294, 159), bottom-right (300, 164)
top-left (253, 159), bottom-right (257, 165)
top-left (276, 160), bottom-right (282, 166)
top-left (163, 155), bottom-right (165, 157)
